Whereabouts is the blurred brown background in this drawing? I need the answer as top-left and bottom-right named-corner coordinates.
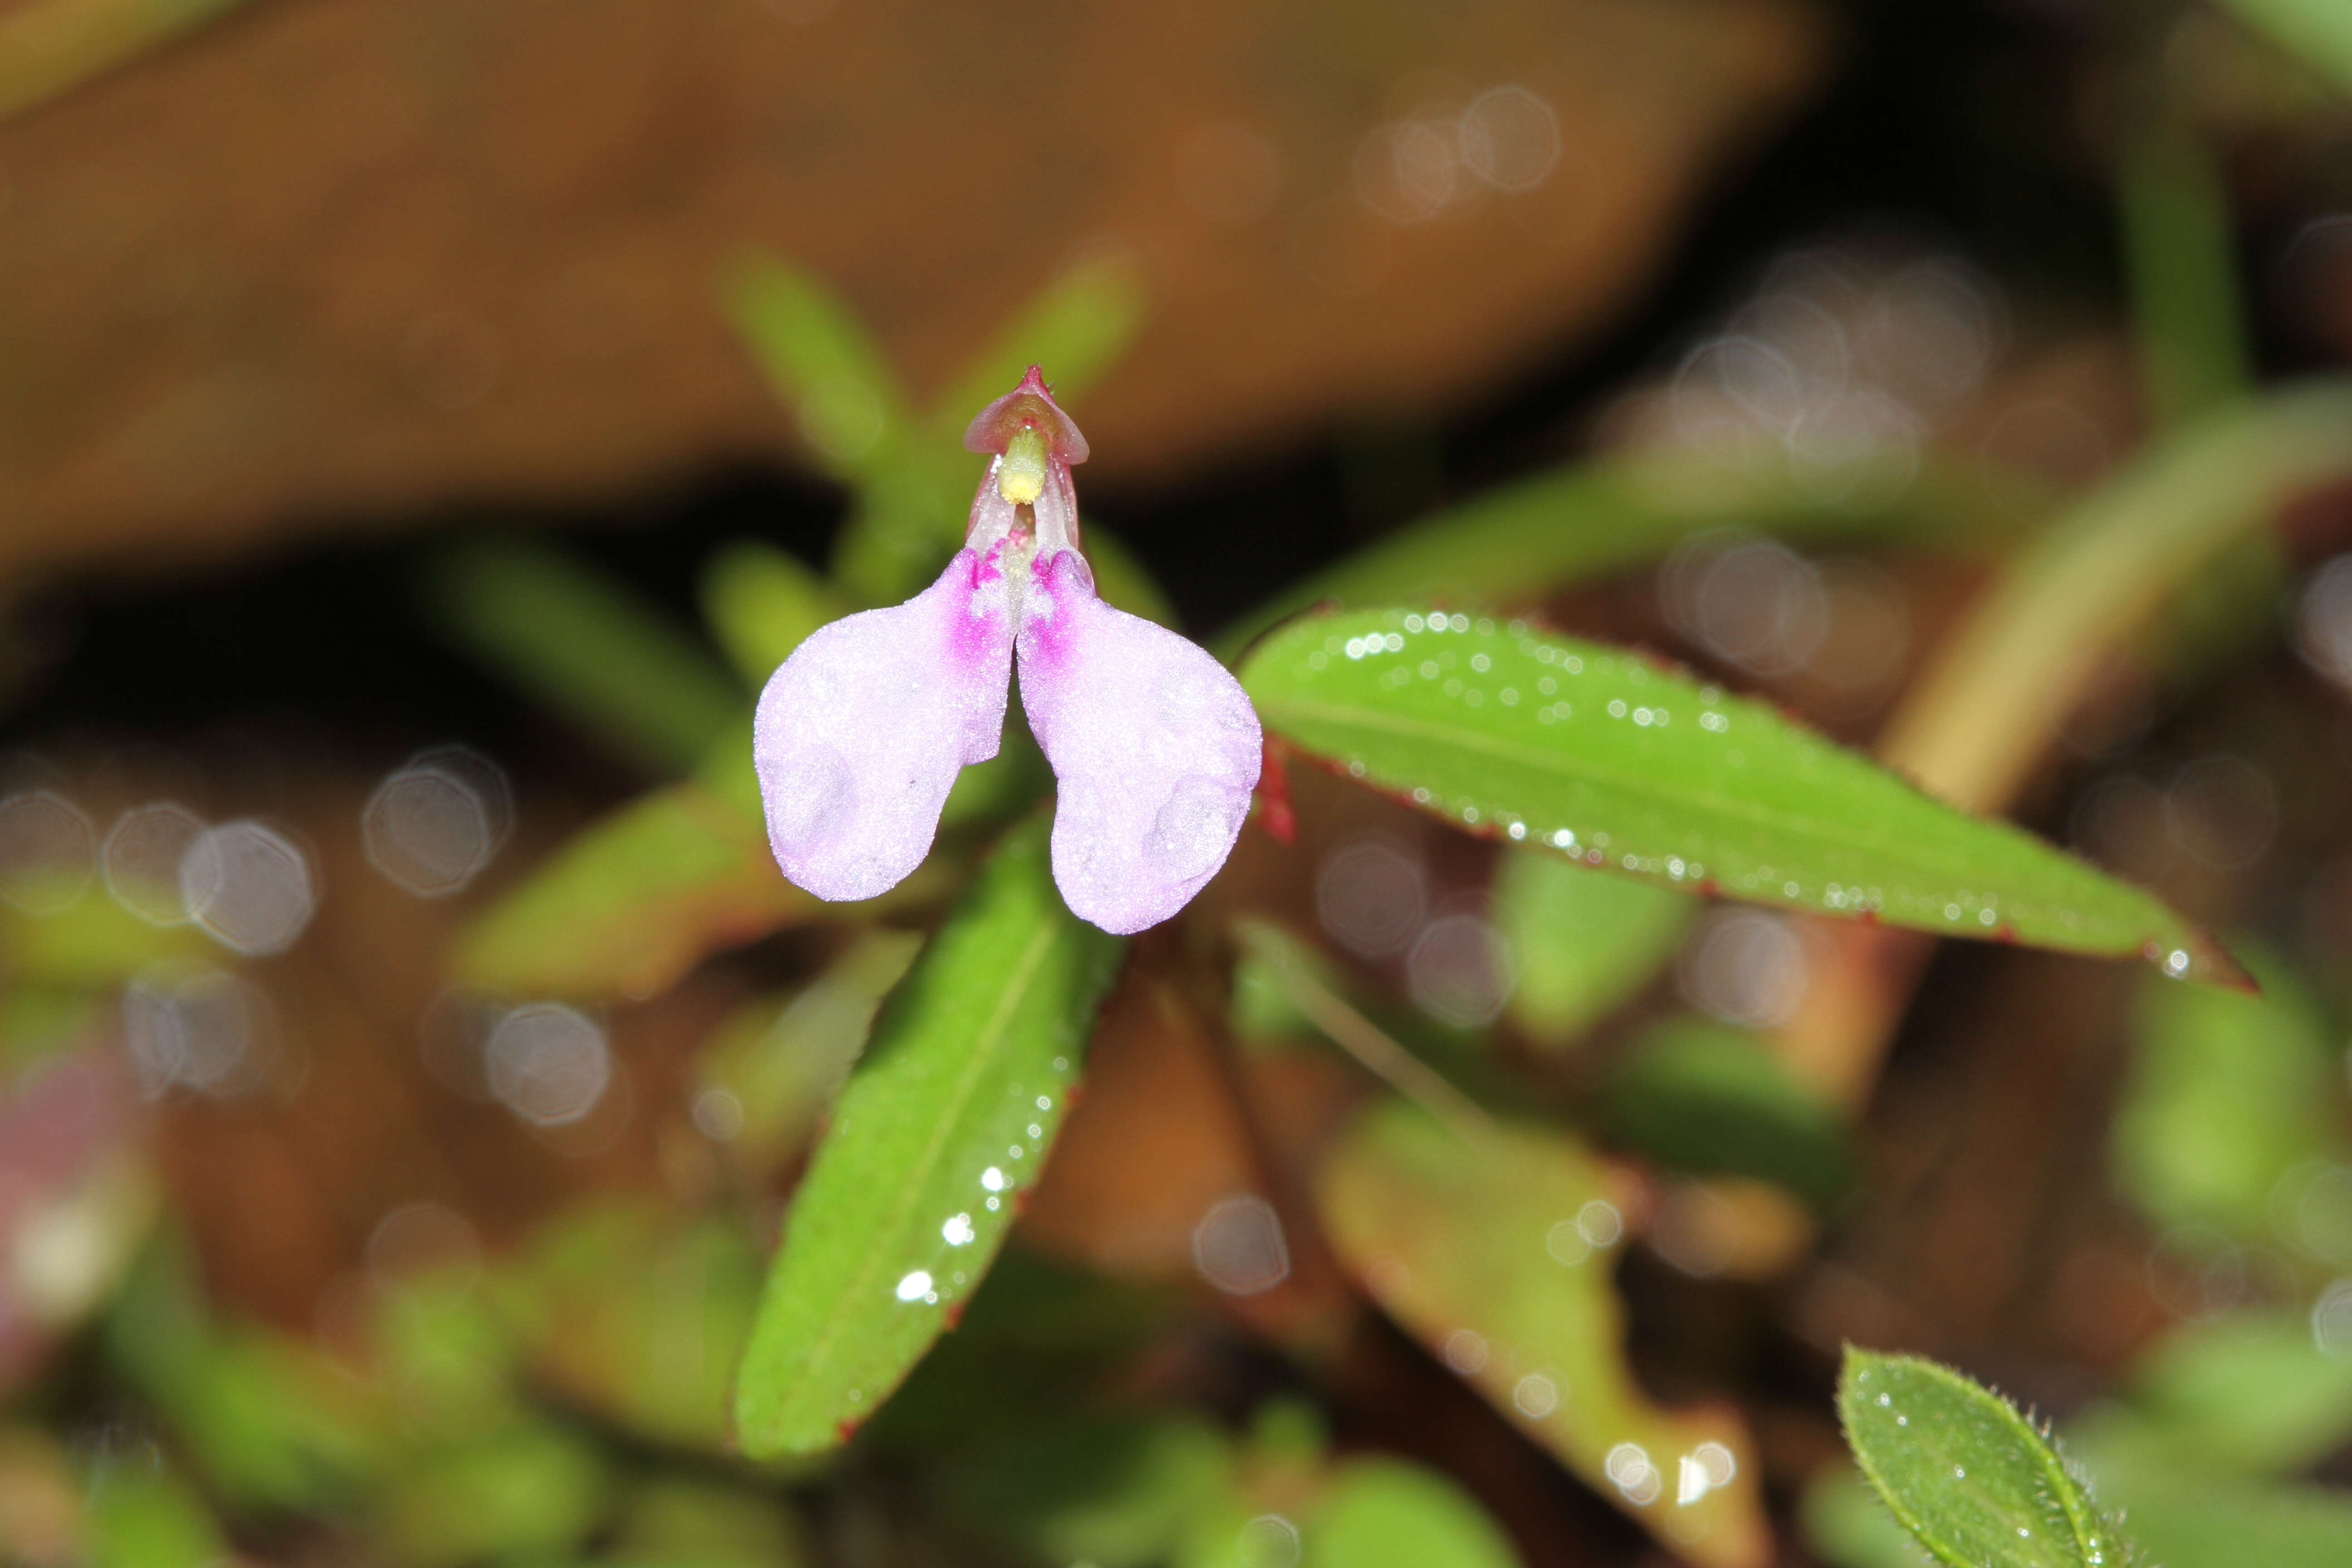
top-left (0, 0), bottom-right (1818, 581)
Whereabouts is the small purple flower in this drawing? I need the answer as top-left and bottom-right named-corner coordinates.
top-left (754, 367), bottom-right (1263, 934)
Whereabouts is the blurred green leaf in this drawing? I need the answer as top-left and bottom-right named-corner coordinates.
top-left (85, 1458), bottom-right (228, 1568)
top-left (828, 448), bottom-right (972, 607)
top-left (1600, 1016), bottom-right (1850, 1206)
top-left (1838, 1349), bottom-right (2142, 1568)
top-left (456, 782), bottom-right (814, 1000)
top-left (1803, 1465), bottom-right (1936, 1568)
top-left (103, 1240), bottom-right (391, 1511)
top-left (1881, 381), bottom-right (2352, 814)
top-left (506, 1200), bottom-right (763, 1455)
top-left (2215, 0), bottom-right (2352, 94)
top-left (427, 539), bottom-right (743, 775)
top-left (938, 1414), bottom-right (1234, 1568)
top-left (868, 1248), bottom-right (1180, 1452)
top-left (1231, 916), bottom-right (1499, 1131)
top-left (698, 540), bottom-right (846, 686)
top-left (2115, 97), bottom-right (2282, 678)
top-left (379, 1420), bottom-right (609, 1568)
top-left (1243, 609), bottom-right (2228, 979)
top-left (1307, 1457), bottom-right (1524, 1568)
top-left (1, 985), bottom-right (102, 1073)
top-left (728, 251), bottom-right (1147, 608)
top-left (1317, 1100), bottom-right (1769, 1567)
top-left (610, 1475), bottom-right (810, 1567)
top-left (2119, 109), bottom-right (2251, 430)
top-left (0, 0), bottom-right (255, 124)
top-left (1494, 848), bottom-right (1692, 1049)
top-left (932, 251), bottom-right (1147, 433)
top-left (1216, 453), bottom-right (2041, 658)
top-left (1229, 937), bottom-right (1318, 1046)
top-left (734, 814), bottom-right (1125, 1457)
top-left (695, 930), bottom-right (923, 1176)
top-left (2110, 1310), bottom-right (2352, 1476)
top-left (690, 717), bottom-right (764, 820)
top-left (725, 254), bottom-right (912, 484)
top-left (1, 887), bottom-right (209, 989)
top-left (369, 1266), bottom-right (521, 1440)
top-left (2113, 945), bottom-right (2337, 1246)
top-left (2071, 1417), bottom-right (2352, 1568)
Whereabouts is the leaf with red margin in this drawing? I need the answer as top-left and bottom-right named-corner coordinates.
top-left (1241, 608), bottom-right (2236, 984)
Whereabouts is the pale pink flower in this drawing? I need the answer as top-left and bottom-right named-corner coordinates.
top-left (754, 368), bottom-right (1262, 934)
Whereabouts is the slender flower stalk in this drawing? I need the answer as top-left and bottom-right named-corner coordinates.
top-left (754, 367), bottom-right (1262, 934)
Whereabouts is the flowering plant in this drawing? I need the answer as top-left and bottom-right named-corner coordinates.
top-left (753, 368), bottom-right (1261, 934)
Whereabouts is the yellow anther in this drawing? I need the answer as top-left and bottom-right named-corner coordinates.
top-left (997, 426), bottom-right (1049, 505)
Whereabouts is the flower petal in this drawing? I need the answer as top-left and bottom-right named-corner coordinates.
top-left (1016, 549), bottom-right (1261, 934)
top-left (754, 549), bottom-right (1010, 901)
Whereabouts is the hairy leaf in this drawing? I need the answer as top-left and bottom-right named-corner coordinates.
top-left (1838, 1349), bottom-right (2141, 1568)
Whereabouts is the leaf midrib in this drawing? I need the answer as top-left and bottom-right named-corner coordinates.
top-left (1261, 691), bottom-right (2146, 928)
top-left (769, 914), bottom-right (1059, 1423)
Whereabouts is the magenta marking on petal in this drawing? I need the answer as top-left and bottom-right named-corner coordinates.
top-left (754, 551), bottom-right (1013, 903)
top-left (944, 549), bottom-right (1009, 672)
top-left (1015, 551), bottom-right (1262, 934)
top-left (1019, 549), bottom-right (1092, 669)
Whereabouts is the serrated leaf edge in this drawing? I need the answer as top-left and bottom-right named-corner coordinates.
top-left (1837, 1349), bottom-right (2145, 1568)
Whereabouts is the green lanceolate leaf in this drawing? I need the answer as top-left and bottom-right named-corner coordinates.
top-left (1317, 1099), bottom-right (1769, 1568)
top-left (734, 815), bottom-right (1125, 1457)
top-left (1838, 1349), bottom-right (2142, 1568)
top-left (1494, 848), bottom-right (1692, 1049)
top-left (1242, 609), bottom-right (2229, 980)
